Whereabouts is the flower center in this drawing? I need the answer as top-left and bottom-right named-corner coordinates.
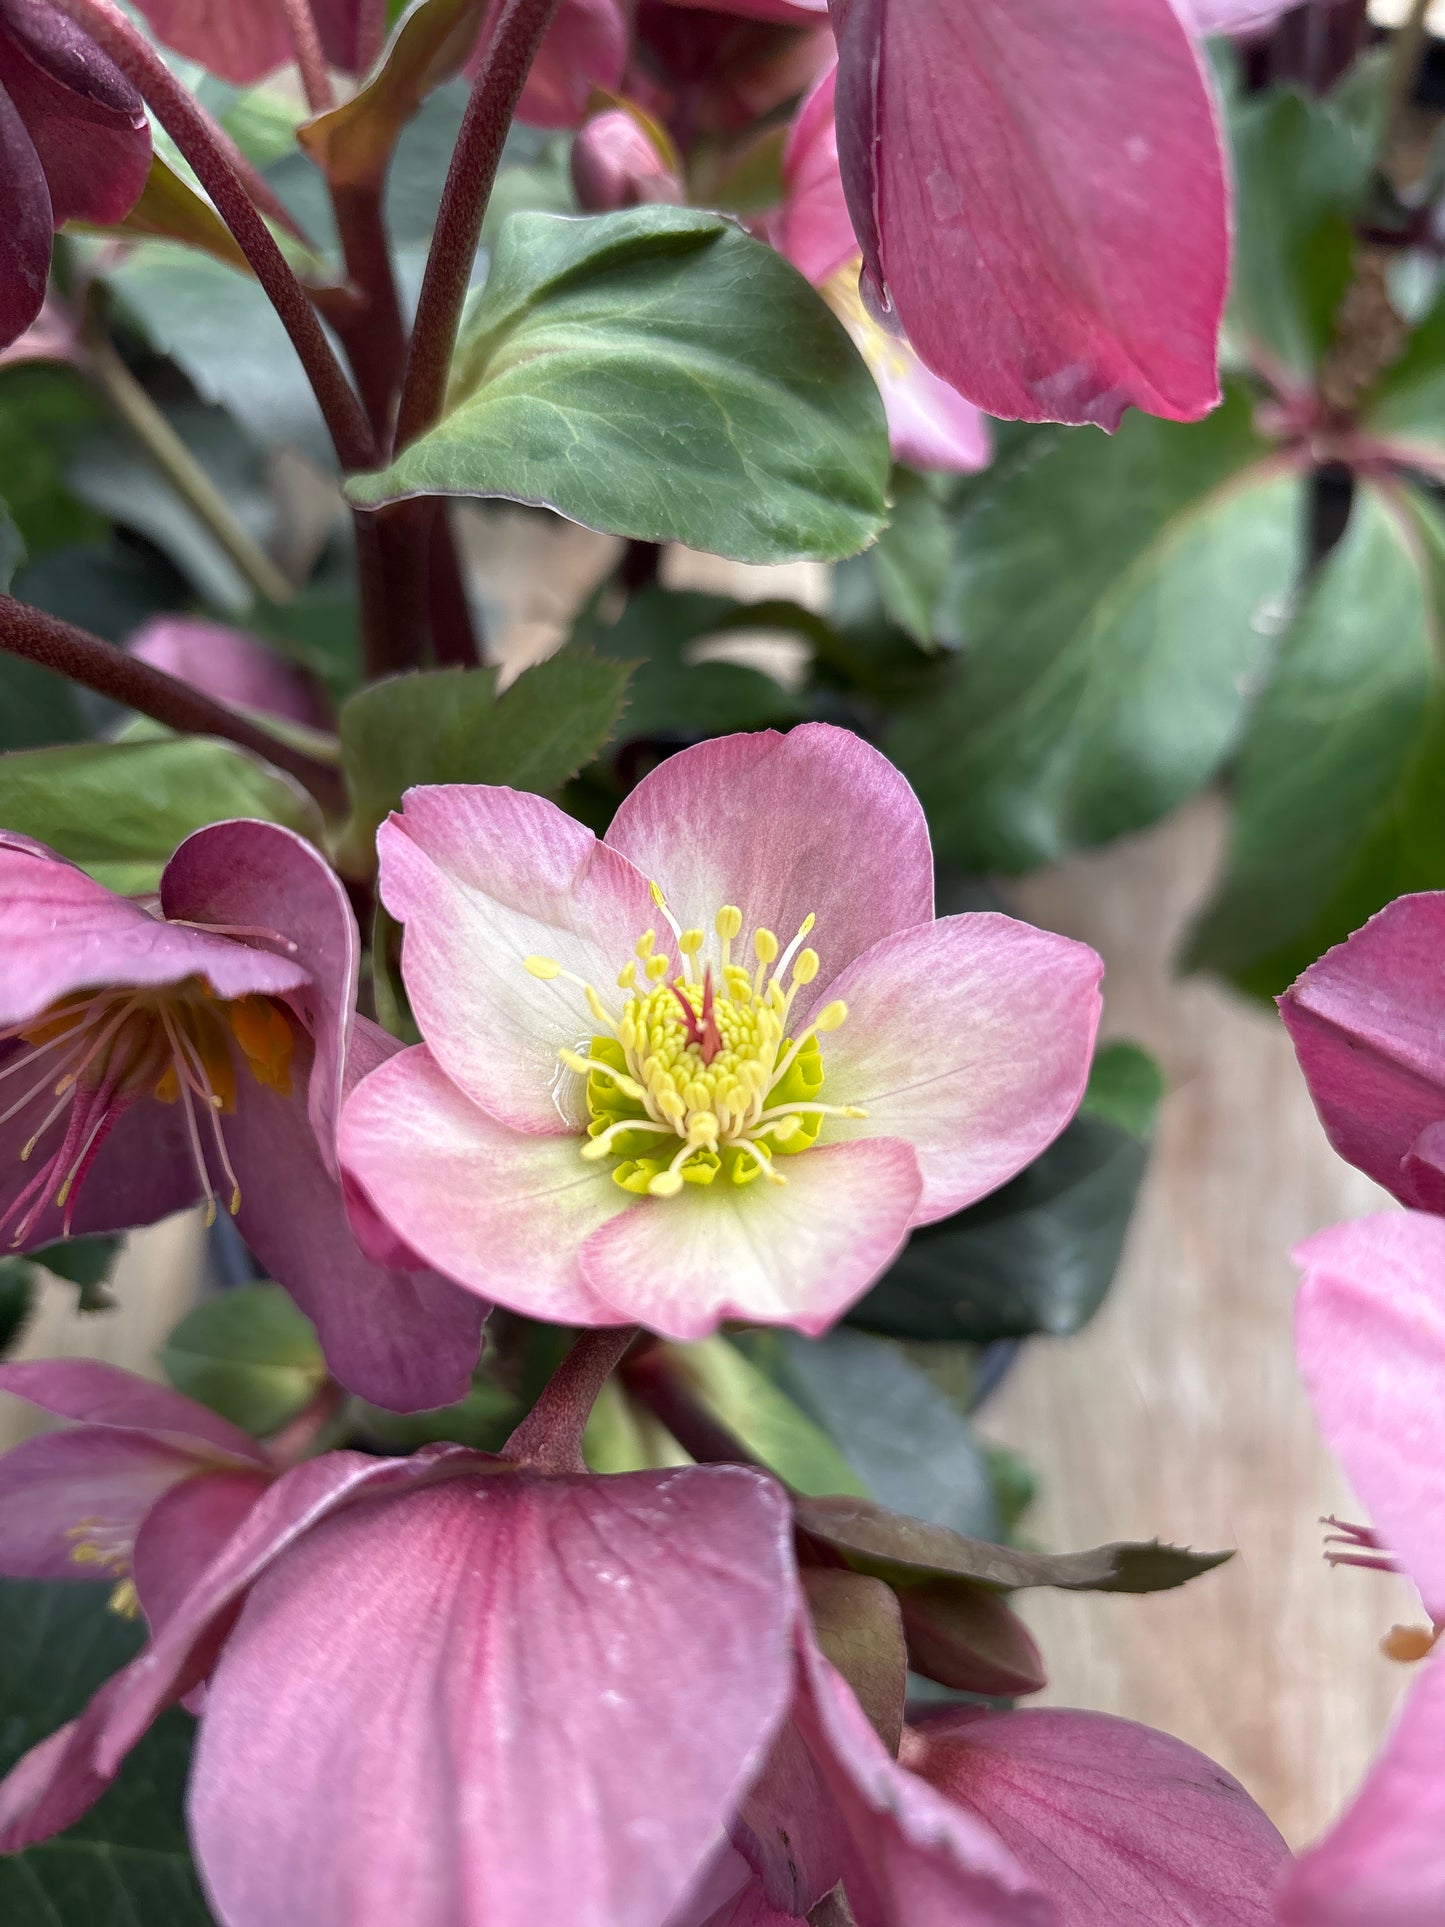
top-left (526, 887), bottom-right (866, 1198)
top-left (0, 980), bottom-right (294, 1246)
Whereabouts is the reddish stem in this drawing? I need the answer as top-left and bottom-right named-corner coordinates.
top-left (0, 597), bottom-right (349, 818)
top-left (503, 1327), bottom-right (641, 1474)
top-left (279, 0), bottom-right (336, 114)
top-left (394, 0), bottom-right (565, 452)
top-left (52, 0), bottom-right (375, 475)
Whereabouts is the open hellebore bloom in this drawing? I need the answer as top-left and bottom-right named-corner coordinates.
top-left (0, 0), bottom-right (150, 350)
top-left (130, 0), bottom-right (377, 85)
top-left (0, 1423), bottom-right (1288, 1927)
top-left (1277, 1213), bottom-right (1445, 1924)
top-left (777, 65), bottom-right (990, 474)
top-left (0, 820), bottom-right (483, 1410)
top-left (341, 725), bottom-right (1103, 1340)
top-left (0, 1358), bottom-right (274, 1628)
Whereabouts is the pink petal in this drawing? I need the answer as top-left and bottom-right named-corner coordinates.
top-left (0, 1357), bottom-right (266, 1462)
top-left (0, 80), bottom-right (52, 349)
top-left (830, 0), bottom-right (1228, 427)
top-left (0, 1429), bottom-right (204, 1580)
top-left (1293, 1211), bottom-right (1445, 1618)
top-left (0, 843), bottom-right (309, 1030)
top-left (572, 108), bottom-right (685, 212)
top-left (0, 1670), bottom-right (131, 1851)
top-left (1180, 0), bottom-right (1298, 30)
top-left (697, 1874), bottom-right (803, 1926)
top-left (339, 1042), bottom-right (628, 1326)
top-left (791, 1641), bottom-right (1049, 1926)
top-left (129, 0), bottom-right (292, 83)
top-left (819, 914), bottom-right (1103, 1224)
top-left (580, 1137), bottom-right (922, 1340)
top-left (779, 64), bottom-right (856, 287)
top-left (864, 334), bottom-right (993, 475)
top-left (190, 1466), bottom-right (798, 1927)
top-left (228, 1038), bottom-right (486, 1414)
top-left (161, 818), bottom-right (359, 1160)
top-left (131, 1465), bottom-right (273, 1631)
top-left (906, 1706), bottom-right (1290, 1924)
top-left (378, 785), bottom-right (654, 1134)
top-left (1275, 1649), bottom-right (1445, 1926)
top-left (1279, 894), bottom-right (1445, 1210)
top-left (513, 0), bottom-right (628, 129)
top-left (128, 618), bottom-right (326, 729)
top-left (604, 726), bottom-right (935, 1018)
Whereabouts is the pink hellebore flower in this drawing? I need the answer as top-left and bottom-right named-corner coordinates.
top-left (0, 1358), bottom-right (274, 1628)
top-left (572, 106), bottom-right (686, 213)
top-left (823, 0), bottom-right (1292, 429)
top-left (130, 0), bottom-right (378, 85)
top-left (0, 820), bottom-right (484, 1410)
top-left (126, 616), bottom-right (329, 731)
top-left (340, 725), bottom-right (1103, 1340)
top-left (1278, 1213), bottom-right (1445, 1924)
top-left (777, 66), bottom-right (991, 475)
top-left (0, 1423), bottom-right (1289, 1927)
top-left (0, 0), bottom-right (151, 351)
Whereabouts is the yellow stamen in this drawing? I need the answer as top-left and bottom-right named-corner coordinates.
top-left (525, 955), bottom-right (562, 980)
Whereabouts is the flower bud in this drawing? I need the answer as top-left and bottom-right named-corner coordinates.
top-left (570, 109), bottom-right (683, 213)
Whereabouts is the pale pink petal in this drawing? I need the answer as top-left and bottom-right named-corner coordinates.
top-left (127, 618), bottom-right (326, 728)
top-left (792, 1641), bottom-right (1049, 1927)
top-left (1279, 894), bottom-right (1445, 1211)
top-left (0, 843), bottom-right (309, 1028)
top-left (865, 338), bottom-right (993, 475)
top-left (1294, 1212), bottom-right (1445, 1618)
top-left (580, 1138), bottom-right (922, 1340)
top-left (1275, 1649), bottom-right (1445, 1926)
top-left (699, 1875), bottom-right (803, 1926)
top-left (0, 1429), bottom-right (203, 1580)
top-left (131, 1466), bottom-right (273, 1631)
top-left (820, 915), bottom-right (1103, 1224)
top-left (161, 817), bottom-right (359, 1158)
top-left (0, 1358), bottom-right (265, 1462)
top-left (779, 64), bottom-right (856, 287)
top-left (604, 726), bottom-right (935, 1017)
top-left (0, 1671), bottom-right (131, 1852)
top-left (340, 1043), bottom-right (629, 1326)
top-left (907, 1706), bottom-right (1290, 1923)
top-left (228, 1037), bottom-right (486, 1414)
top-left (190, 1466), bottom-right (798, 1927)
top-left (830, 0), bottom-right (1228, 427)
top-left (378, 785), bottom-right (654, 1133)
top-left (572, 108), bottom-right (684, 211)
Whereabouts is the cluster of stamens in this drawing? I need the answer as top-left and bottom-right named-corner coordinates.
top-left (64, 1515), bottom-right (139, 1618)
top-left (527, 888), bottom-right (865, 1198)
top-left (0, 982), bottom-right (292, 1246)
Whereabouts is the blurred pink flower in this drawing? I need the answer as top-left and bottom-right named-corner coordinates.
top-left (131, 0), bottom-right (378, 84)
top-left (0, 0), bottom-right (150, 351)
top-left (506, 0), bottom-right (629, 129)
top-left (126, 617), bottom-right (329, 731)
top-left (1279, 1213), bottom-right (1445, 1923)
top-left (571, 106), bottom-right (685, 212)
top-left (340, 725), bottom-right (1103, 1339)
top-left (0, 1358), bottom-right (273, 1626)
top-left (0, 821), bottom-right (483, 1409)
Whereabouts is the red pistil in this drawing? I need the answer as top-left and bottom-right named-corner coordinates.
top-left (671, 969), bottom-right (723, 1066)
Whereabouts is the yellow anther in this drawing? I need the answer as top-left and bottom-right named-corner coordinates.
top-left (798, 913), bottom-right (816, 939)
top-left (645, 952), bottom-right (671, 982)
top-left (108, 1578), bottom-right (140, 1619)
top-left (525, 956), bottom-right (562, 980)
top-left (1383, 1623), bottom-right (1443, 1664)
top-left (584, 985), bottom-right (611, 1026)
top-left (635, 929), bottom-right (656, 958)
top-left (650, 880), bottom-right (668, 910)
top-left (715, 906), bottom-right (743, 942)
top-left (814, 1001), bottom-right (848, 1033)
top-left (649, 1171), bottom-right (685, 1198)
top-left (679, 929), bottom-right (705, 956)
top-left (754, 928), bottom-right (779, 966)
top-left (558, 1048), bottom-right (646, 1100)
top-left (792, 948), bottom-right (820, 986)
top-left (617, 960), bottom-right (638, 990)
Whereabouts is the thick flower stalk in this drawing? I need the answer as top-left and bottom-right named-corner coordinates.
top-left (0, 821), bottom-right (483, 1410)
top-left (340, 725), bottom-right (1103, 1338)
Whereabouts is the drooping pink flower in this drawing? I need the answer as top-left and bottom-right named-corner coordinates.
top-left (0, 820), bottom-right (484, 1410)
top-left (129, 0), bottom-right (378, 85)
top-left (0, 1358), bottom-right (274, 1626)
top-left (0, 0), bottom-right (150, 351)
top-left (1279, 894), bottom-right (1445, 1214)
top-left (825, 0), bottom-right (1232, 429)
top-left (126, 617), bottom-right (329, 731)
top-left (1277, 1213), bottom-right (1445, 1923)
top-left (340, 725), bottom-right (1103, 1340)
top-left (777, 65), bottom-right (991, 474)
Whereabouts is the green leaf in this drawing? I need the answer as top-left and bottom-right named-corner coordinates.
top-left (1188, 482), bottom-right (1445, 997)
top-left (792, 1496), bottom-right (1230, 1595)
top-left (661, 1336), bottom-right (869, 1499)
top-left (887, 390), bottom-right (1306, 872)
top-left (30, 1237), bottom-right (124, 1312)
top-left (0, 1578), bottom-right (214, 1923)
top-left (97, 154), bottom-right (252, 272)
top-left (338, 654), bottom-right (632, 854)
top-left (0, 737), bottom-right (324, 895)
top-left (848, 1048), bottom-right (1160, 1345)
top-left (586, 589), bottom-right (811, 741)
top-left (348, 206), bottom-right (891, 564)
top-left (0, 366), bottom-right (108, 561)
top-left (753, 1330), bottom-right (1002, 1540)
top-left (0, 1258), bottom-right (36, 1355)
top-left (1357, 287), bottom-right (1445, 473)
top-left (1226, 86), bottom-right (1371, 380)
top-left (871, 467), bottom-right (954, 649)
top-left (159, 1285), bottom-right (326, 1436)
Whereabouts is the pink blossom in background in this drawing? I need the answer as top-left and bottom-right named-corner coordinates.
top-left (130, 0), bottom-right (381, 84)
top-left (571, 107), bottom-right (685, 212)
top-left (0, 0), bottom-right (150, 350)
top-left (507, 0), bottom-right (630, 129)
top-left (126, 618), bottom-right (329, 731)
top-left (1278, 1214), bottom-right (1445, 1923)
top-left (0, 821), bottom-right (483, 1410)
top-left (340, 725), bottom-right (1102, 1340)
